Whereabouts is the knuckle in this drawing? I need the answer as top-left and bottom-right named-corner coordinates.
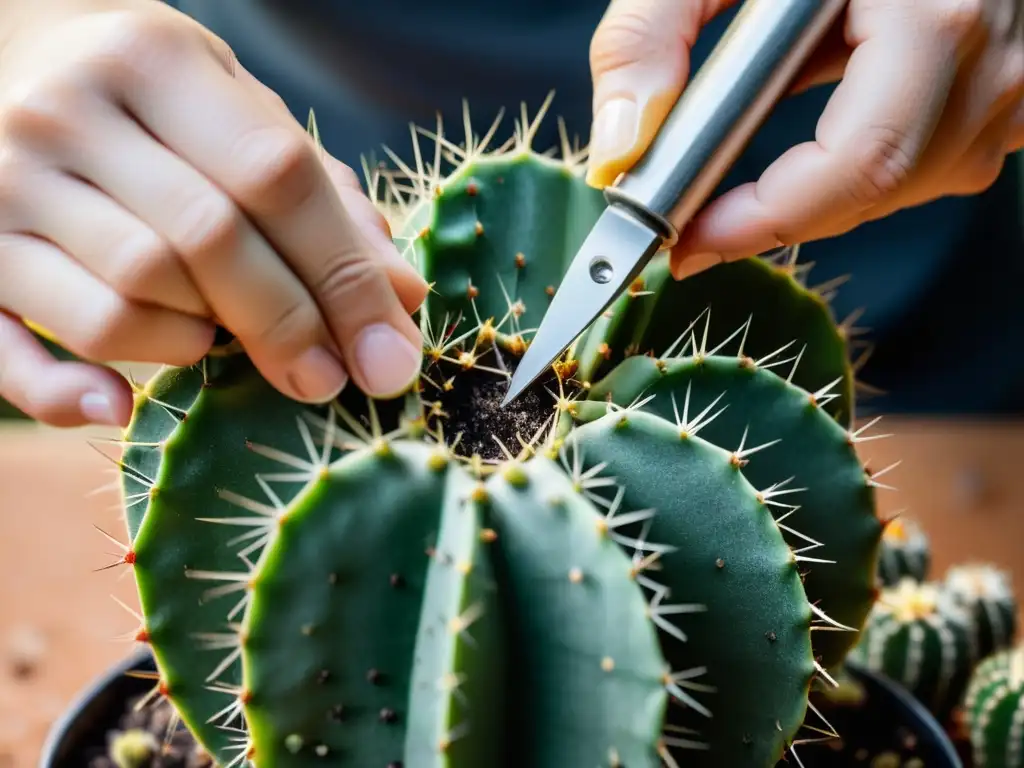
top-left (315, 253), bottom-right (390, 309)
top-left (590, 8), bottom-right (656, 75)
top-left (106, 234), bottom-right (176, 298)
top-left (0, 85), bottom-right (79, 150)
top-left (846, 126), bottom-right (915, 206)
top-left (934, 0), bottom-right (985, 40)
top-left (233, 130), bottom-right (320, 211)
top-left (86, 11), bottom-right (194, 85)
top-left (253, 299), bottom-right (323, 351)
top-left (173, 193), bottom-right (240, 260)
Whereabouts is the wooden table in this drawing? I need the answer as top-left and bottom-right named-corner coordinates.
top-left (1, 416), bottom-right (1023, 767)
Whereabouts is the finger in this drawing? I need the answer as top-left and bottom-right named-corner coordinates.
top-left (15, 169), bottom-right (207, 316)
top-left (0, 233), bottom-right (214, 365)
top-left (586, 0), bottom-right (740, 187)
top-left (53, 100), bottom-right (351, 404)
top-left (789, 16), bottom-right (854, 95)
top-left (119, 43), bottom-right (425, 397)
top-left (232, 63), bottom-right (428, 314)
top-left (670, 28), bottom-right (959, 272)
top-left (320, 154), bottom-right (428, 314)
top-left (0, 312), bottom-right (133, 427)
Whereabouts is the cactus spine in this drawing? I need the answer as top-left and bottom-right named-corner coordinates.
top-left (964, 643), bottom-right (1024, 767)
top-left (104, 96), bottom-right (888, 768)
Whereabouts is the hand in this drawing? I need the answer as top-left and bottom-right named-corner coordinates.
top-left (586, 0), bottom-right (1024, 279)
top-left (0, 1), bottom-right (428, 428)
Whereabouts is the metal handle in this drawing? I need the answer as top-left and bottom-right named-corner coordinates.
top-left (604, 0), bottom-right (848, 245)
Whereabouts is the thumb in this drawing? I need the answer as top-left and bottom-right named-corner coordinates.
top-left (586, 0), bottom-right (740, 188)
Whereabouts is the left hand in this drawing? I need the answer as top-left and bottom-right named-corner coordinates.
top-left (586, 0), bottom-right (1024, 279)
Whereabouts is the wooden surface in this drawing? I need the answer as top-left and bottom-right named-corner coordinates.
top-left (1, 415), bottom-right (1023, 767)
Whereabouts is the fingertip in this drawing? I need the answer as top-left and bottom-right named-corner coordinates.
top-left (670, 251), bottom-right (723, 280)
top-left (27, 362), bottom-right (133, 428)
top-left (348, 320), bottom-right (423, 400)
top-left (387, 261), bottom-right (429, 315)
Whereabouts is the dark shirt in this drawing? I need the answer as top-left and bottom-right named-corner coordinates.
top-left (168, 0), bottom-right (1024, 414)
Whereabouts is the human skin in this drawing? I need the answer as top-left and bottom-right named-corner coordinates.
top-left (0, 0), bottom-right (429, 427)
top-left (586, 0), bottom-right (1024, 279)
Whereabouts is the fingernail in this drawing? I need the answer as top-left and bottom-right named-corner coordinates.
top-left (672, 252), bottom-right (722, 280)
top-left (289, 346), bottom-right (349, 403)
top-left (588, 97), bottom-right (639, 175)
top-left (353, 323), bottom-right (422, 397)
top-left (80, 392), bottom-right (122, 426)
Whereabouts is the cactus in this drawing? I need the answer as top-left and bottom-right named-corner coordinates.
top-left (876, 517), bottom-right (931, 587)
top-left (108, 729), bottom-right (160, 768)
top-left (848, 577), bottom-right (976, 721)
top-left (946, 563), bottom-right (1019, 662)
top-left (963, 643), bottom-right (1024, 767)
top-left (100, 96), bottom-right (888, 768)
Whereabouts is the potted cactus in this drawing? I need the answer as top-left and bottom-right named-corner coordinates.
top-left (40, 97), bottom-right (962, 768)
top-left (847, 511), bottom-right (1021, 767)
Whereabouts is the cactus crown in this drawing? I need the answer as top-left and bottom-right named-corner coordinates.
top-left (101, 95), bottom-right (892, 768)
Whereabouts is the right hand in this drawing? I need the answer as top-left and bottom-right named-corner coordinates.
top-left (0, 1), bottom-right (428, 428)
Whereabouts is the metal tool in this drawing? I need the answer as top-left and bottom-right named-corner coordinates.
top-left (501, 0), bottom-right (848, 407)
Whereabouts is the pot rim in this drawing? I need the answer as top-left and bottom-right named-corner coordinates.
top-left (38, 648), bottom-right (152, 768)
top-left (39, 653), bottom-right (962, 768)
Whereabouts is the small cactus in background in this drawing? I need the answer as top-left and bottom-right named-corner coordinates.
top-left (946, 564), bottom-right (1019, 663)
top-left (86, 97), bottom-right (895, 768)
top-left (963, 643), bottom-right (1024, 767)
top-left (108, 729), bottom-right (159, 768)
top-left (848, 577), bottom-right (976, 722)
top-left (877, 517), bottom-right (931, 587)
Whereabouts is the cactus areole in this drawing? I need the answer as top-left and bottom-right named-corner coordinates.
top-left (108, 96), bottom-right (891, 768)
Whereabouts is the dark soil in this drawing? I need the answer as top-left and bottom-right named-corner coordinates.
top-left (84, 695), bottom-right (210, 768)
top-left (785, 674), bottom-right (961, 767)
top-left (421, 350), bottom-right (567, 461)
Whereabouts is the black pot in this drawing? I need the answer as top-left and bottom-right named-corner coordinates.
top-left (41, 652), bottom-right (961, 767)
top-left (787, 661), bottom-right (963, 767)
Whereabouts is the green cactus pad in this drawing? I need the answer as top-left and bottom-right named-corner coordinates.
top-left (564, 409), bottom-right (815, 766)
top-left (482, 456), bottom-right (669, 768)
top-left (402, 464), bottom-right (506, 765)
top-left (123, 354), bottom-right (326, 762)
top-left (575, 252), bottom-right (856, 425)
top-left (241, 441), bottom-right (503, 767)
top-left (945, 563), bottom-right (1019, 662)
top-left (575, 352), bottom-right (882, 669)
top-left (848, 578), bottom-right (975, 720)
top-left (963, 643), bottom-right (1024, 767)
top-left (395, 128), bottom-right (605, 352)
